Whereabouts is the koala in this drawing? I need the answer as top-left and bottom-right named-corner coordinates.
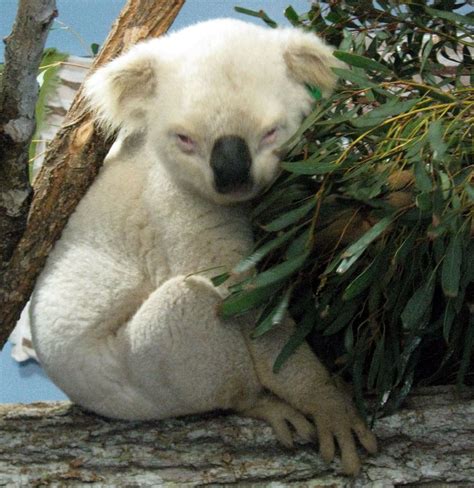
top-left (30, 19), bottom-right (377, 475)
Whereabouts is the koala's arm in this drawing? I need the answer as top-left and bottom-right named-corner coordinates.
top-left (242, 318), bottom-right (377, 476)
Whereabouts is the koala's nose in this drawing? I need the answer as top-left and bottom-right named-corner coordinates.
top-left (210, 135), bottom-right (252, 193)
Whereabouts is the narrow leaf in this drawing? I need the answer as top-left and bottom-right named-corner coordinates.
top-left (218, 285), bottom-right (277, 319)
top-left (414, 159), bottom-right (432, 192)
top-left (263, 200), bottom-right (315, 232)
top-left (252, 286), bottom-right (293, 338)
top-left (401, 279), bottom-right (435, 330)
top-left (441, 232), bottom-right (462, 297)
top-left (273, 312), bottom-right (314, 373)
top-left (425, 7), bottom-right (474, 26)
top-left (281, 160), bottom-right (338, 175)
top-left (249, 252), bottom-right (309, 289)
top-left (233, 227), bottom-right (299, 274)
top-left (333, 50), bottom-right (392, 73)
top-left (343, 254), bottom-right (382, 300)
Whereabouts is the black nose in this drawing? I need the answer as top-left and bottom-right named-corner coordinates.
top-left (210, 136), bottom-right (252, 193)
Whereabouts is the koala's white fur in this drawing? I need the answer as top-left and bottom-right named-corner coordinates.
top-left (30, 19), bottom-right (376, 475)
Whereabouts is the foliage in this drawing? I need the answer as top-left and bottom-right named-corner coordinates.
top-left (221, 1), bottom-right (473, 417)
top-left (28, 48), bottom-right (68, 172)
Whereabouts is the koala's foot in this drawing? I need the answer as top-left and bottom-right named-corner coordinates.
top-left (239, 394), bottom-right (315, 448)
top-left (306, 378), bottom-right (377, 476)
top-left (242, 320), bottom-right (377, 476)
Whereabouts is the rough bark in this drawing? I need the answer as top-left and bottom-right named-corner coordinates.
top-left (0, 386), bottom-right (472, 487)
top-left (0, 0), bottom-right (185, 349)
top-left (0, 0), bottom-right (57, 265)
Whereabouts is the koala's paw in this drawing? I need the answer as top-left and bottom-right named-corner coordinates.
top-left (310, 383), bottom-right (377, 476)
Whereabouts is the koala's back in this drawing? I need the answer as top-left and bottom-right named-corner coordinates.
top-left (30, 142), bottom-right (169, 416)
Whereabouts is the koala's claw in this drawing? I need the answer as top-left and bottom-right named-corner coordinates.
top-left (242, 395), bottom-right (316, 448)
top-left (311, 394), bottom-right (378, 476)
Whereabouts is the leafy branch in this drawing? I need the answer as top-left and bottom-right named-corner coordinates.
top-left (223, 0), bottom-right (473, 417)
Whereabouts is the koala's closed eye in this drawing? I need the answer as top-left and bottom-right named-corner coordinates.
top-left (175, 133), bottom-right (197, 153)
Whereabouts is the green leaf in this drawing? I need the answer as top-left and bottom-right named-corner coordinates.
top-left (331, 67), bottom-right (379, 88)
top-left (352, 99), bottom-right (419, 127)
top-left (286, 228), bottom-right (310, 259)
top-left (234, 6), bottom-right (278, 27)
top-left (441, 232), bottom-right (462, 297)
top-left (233, 227), bottom-right (300, 274)
top-left (425, 7), bottom-right (474, 26)
top-left (414, 159), bottom-right (432, 192)
top-left (248, 252), bottom-right (309, 289)
top-left (420, 38), bottom-right (434, 73)
top-left (218, 285), bottom-right (277, 319)
top-left (281, 160), bottom-right (339, 175)
top-left (29, 48), bottom-right (68, 166)
top-left (442, 299), bottom-right (456, 342)
top-left (393, 227), bottom-right (418, 265)
top-left (428, 120), bottom-right (447, 162)
top-left (252, 286), bottom-right (293, 338)
top-left (333, 50), bottom-right (392, 74)
top-left (284, 6), bottom-right (300, 25)
top-left (90, 43), bottom-right (100, 56)
top-left (323, 300), bottom-right (359, 335)
top-left (401, 278), bottom-right (435, 330)
top-left (337, 217), bottom-right (393, 273)
top-left (343, 254), bottom-right (382, 301)
top-left (263, 200), bottom-right (315, 232)
top-left (273, 311), bottom-right (315, 373)
top-left (368, 336), bottom-right (385, 390)
top-left (211, 272), bottom-right (230, 287)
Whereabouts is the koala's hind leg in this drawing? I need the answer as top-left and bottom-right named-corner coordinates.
top-left (119, 275), bottom-right (262, 417)
top-left (238, 393), bottom-right (316, 448)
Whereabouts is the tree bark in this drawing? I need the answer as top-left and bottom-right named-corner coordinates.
top-left (0, 386), bottom-right (472, 486)
top-left (0, 0), bottom-right (185, 349)
top-left (0, 0), bottom-right (57, 265)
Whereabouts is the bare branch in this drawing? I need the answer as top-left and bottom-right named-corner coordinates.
top-left (0, 0), bottom-right (57, 264)
top-left (1, 387), bottom-right (473, 485)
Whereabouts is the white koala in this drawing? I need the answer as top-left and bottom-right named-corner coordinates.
top-left (30, 19), bottom-right (377, 475)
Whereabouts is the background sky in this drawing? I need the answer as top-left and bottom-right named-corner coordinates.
top-left (0, 0), bottom-right (311, 403)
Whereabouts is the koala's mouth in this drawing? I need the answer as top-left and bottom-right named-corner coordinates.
top-left (214, 180), bottom-right (258, 202)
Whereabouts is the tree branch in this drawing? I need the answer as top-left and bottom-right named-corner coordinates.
top-left (0, 0), bottom-right (185, 348)
top-left (0, 387), bottom-right (472, 486)
top-left (0, 0), bottom-right (57, 264)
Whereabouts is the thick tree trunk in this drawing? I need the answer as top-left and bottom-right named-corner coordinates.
top-left (0, 0), bottom-right (185, 348)
top-left (0, 0), bottom-right (57, 265)
top-left (0, 386), bottom-right (472, 486)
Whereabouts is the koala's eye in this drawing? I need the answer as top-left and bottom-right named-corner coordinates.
top-left (176, 133), bottom-right (196, 153)
top-left (260, 127), bottom-right (278, 146)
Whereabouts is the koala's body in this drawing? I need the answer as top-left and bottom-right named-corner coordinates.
top-left (30, 19), bottom-right (376, 475)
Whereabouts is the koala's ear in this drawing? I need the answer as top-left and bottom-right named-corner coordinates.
top-left (283, 30), bottom-right (343, 97)
top-left (84, 42), bottom-right (158, 134)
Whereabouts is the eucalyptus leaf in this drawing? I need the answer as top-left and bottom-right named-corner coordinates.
top-left (333, 50), bottom-right (392, 73)
top-left (252, 286), bottom-right (293, 338)
top-left (273, 311), bottom-right (315, 373)
top-left (441, 232), bottom-right (462, 297)
top-left (218, 285), bottom-right (277, 319)
top-left (263, 200), bottom-right (315, 232)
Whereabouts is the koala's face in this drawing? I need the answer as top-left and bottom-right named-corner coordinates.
top-left (85, 19), bottom-right (341, 204)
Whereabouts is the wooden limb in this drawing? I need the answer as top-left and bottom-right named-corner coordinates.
top-left (0, 0), bottom-right (57, 264)
top-left (0, 386), bottom-right (472, 486)
top-left (0, 0), bottom-right (185, 348)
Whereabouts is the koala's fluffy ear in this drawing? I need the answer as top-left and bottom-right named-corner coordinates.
top-left (84, 42), bottom-right (158, 134)
top-left (283, 30), bottom-right (343, 97)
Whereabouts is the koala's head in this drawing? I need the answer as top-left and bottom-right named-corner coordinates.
top-left (85, 19), bottom-right (341, 204)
